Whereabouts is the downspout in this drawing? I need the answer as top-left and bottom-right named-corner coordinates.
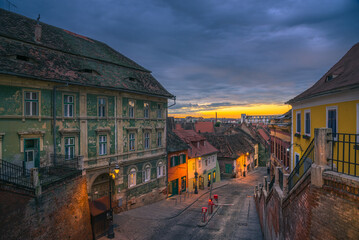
top-left (168, 96), bottom-right (176, 108)
top-left (53, 83), bottom-right (68, 165)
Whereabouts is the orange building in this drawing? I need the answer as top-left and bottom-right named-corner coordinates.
top-left (167, 130), bottom-right (189, 196)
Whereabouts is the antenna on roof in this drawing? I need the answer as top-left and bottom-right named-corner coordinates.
top-left (37, 14), bottom-right (40, 24)
top-left (5, 0), bottom-right (17, 11)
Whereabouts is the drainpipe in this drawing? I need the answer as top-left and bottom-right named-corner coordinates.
top-left (53, 83), bottom-right (68, 165)
top-left (168, 96), bottom-right (176, 108)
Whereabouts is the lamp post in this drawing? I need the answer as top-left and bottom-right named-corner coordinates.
top-left (107, 162), bottom-right (119, 239)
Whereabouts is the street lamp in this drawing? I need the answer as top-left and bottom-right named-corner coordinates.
top-left (107, 162), bottom-right (120, 239)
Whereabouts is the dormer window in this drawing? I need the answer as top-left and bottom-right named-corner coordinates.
top-left (16, 55), bottom-right (30, 62)
top-left (78, 69), bottom-right (100, 75)
top-left (325, 74), bottom-right (337, 82)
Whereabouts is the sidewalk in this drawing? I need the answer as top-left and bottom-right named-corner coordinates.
top-left (115, 179), bottom-right (229, 221)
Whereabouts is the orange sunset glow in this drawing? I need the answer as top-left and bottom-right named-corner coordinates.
top-left (169, 103), bottom-right (291, 118)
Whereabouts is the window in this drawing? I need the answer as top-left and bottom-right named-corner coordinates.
top-left (99, 135), bottom-right (107, 155)
top-left (157, 132), bottom-right (162, 147)
top-left (304, 110), bottom-right (310, 136)
top-left (64, 95), bottom-right (74, 117)
top-left (128, 168), bottom-right (136, 187)
top-left (129, 133), bottom-right (135, 151)
top-left (157, 104), bottom-right (162, 118)
top-left (98, 98), bottom-right (106, 117)
top-left (129, 100), bottom-right (134, 118)
top-left (327, 107), bottom-right (337, 137)
top-left (181, 176), bottom-right (186, 192)
top-left (213, 171), bottom-right (216, 183)
top-left (295, 153), bottom-right (300, 175)
top-left (180, 154), bottom-right (186, 164)
top-left (198, 160), bottom-right (202, 169)
top-left (25, 91), bottom-right (38, 116)
top-left (65, 137), bottom-right (75, 160)
top-left (157, 161), bottom-right (166, 178)
top-left (144, 132), bottom-right (150, 149)
top-left (144, 102), bottom-right (149, 118)
top-left (205, 159), bottom-right (208, 166)
top-left (144, 165), bottom-right (151, 182)
top-left (296, 111), bottom-right (301, 133)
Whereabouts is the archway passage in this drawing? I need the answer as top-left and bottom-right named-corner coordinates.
top-left (91, 173), bottom-right (114, 201)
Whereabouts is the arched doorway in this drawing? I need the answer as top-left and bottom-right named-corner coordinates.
top-left (91, 173), bottom-right (114, 200)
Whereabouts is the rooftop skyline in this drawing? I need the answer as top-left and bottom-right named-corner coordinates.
top-left (4, 0), bottom-right (359, 118)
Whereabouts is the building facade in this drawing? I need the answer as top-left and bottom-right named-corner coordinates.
top-left (173, 129), bottom-right (220, 192)
top-left (0, 9), bottom-right (174, 209)
top-left (286, 42), bottom-right (359, 175)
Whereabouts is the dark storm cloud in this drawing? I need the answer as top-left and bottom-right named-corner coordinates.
top-left (6, 0), bottom-right (359, 115)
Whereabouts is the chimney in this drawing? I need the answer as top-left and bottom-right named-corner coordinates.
top-left (34, 14), bottom-right (42, 42)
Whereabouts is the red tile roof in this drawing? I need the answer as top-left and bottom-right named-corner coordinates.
top-left (195, 122), bottom-right (214, 133)
top-left (287, 42), bottom-right (359, 104)
top-left (258, 128), bottom-right (270, 141)
top-left (173, 129), bottom-right (218, 158)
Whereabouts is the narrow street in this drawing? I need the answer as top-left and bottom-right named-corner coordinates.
top-left (110, 167), bottom-right (266, 240)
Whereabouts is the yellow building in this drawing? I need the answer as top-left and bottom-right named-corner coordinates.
top-left (287, 42), bottom-right (359, 176)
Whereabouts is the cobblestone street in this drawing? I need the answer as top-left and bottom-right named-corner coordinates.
top-left (104, 167), bottom-right (267, 240)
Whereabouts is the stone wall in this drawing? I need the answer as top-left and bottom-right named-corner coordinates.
top-left (0, 176), bottom-right (92, 240)
top-left (255, 169), bottom-right (359, 240)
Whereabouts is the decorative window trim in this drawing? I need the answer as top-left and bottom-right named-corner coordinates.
top-left (62, 93), bottom-right (76, 118)
top-left (129, 132), bottom-right (136, 151)
top-left (156, 160), bottom-right (166, 178)
top-left (127, 166), bottom-right (138, 188)
top-left (59, 130), bottom-right (79, 158)
top-left (304, 109), bottom-right (311, 137)
top-left (95, 127), bottom-right (112, 133)
top-left (22, 89), bottom-right (41, 121)
top-left (97, 96), bottom-right (108, 118)
top-left (157, 131), bottom-right (162, 147)
top-left (143, 163), bottom-right (152, 182)
top-left (18, 131), bottom-right (45, 152)
top-left (157, 103), bottom-right (162, 119)
top-left (144, 131), bottom-right (150, 150)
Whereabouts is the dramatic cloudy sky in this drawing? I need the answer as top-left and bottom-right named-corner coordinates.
top-left (3, 0), bottom-right (359, 117)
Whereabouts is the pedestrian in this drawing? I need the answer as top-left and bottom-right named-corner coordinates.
top-left (207, 180), bottom-right (211, 189)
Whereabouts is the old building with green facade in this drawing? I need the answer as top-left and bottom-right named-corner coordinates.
top-left (0, 9), bottom-right (174, 209)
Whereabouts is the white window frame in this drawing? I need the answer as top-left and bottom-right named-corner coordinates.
top-left (157, 161), bottom-right (166, 178)
top-left (157, 103), bottom-right (162, 119)
top-left (64, 137), bottom-right (75, 160)
top-left (144, 164), bottom-right (151, 182)
top-left (144, 132), bottom-right (150, 150)
top-left (64, 95), bottom-right (74, 117)
top-left (304, 109), bottom-right (311, 136)
top-left (24, 91), bottom-right (39, 116)
top-left (129, 99), bottom-right (135, 118)
top-left (157, 131), bottom-right (162, 147)
top-left (129, 133), bottom-right (135, 151)
top-left (144, 102), bottom-right (149, 118)
top-left (296, 111), bottom-right (301, 134)
top-left (99, 135), bottom-right (107, 155)
top-left (98, 97), bottom-right (106, 117)
top-left (128, 168), bottom-right (136, 187)
top-left (326, 106), bottom-right (338, 139)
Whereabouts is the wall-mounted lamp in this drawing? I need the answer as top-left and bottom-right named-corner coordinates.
top-left (286, 143), bottom-right (303, 154)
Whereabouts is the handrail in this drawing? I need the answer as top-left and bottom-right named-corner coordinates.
top-left (0, 159), bottom-right (34, 189)
top-left (269, 176), bottom-right (275, 192)
top-left (288, 138), bottom-right (315, 192)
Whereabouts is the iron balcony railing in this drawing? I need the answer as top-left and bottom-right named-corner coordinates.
top-left (268, 175), bottom-right (275, 192)
top-left (288, 138), bottom-right (314, 192)
top-left (279, 168), bottom-right (283, 191)
top-left (328, 133), bottom-right (359, 177)
top-left (0, 159), bottom-right (34, 190)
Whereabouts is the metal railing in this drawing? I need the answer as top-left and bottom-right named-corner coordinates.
top-left (0, 159), bottom-right (34, 190)
top-left (279, 168), bottom-right (283, 190)
top-left (268, 176), bottom-right (275, 192)
top-left (288, 138), bottom-right (315, 192)
top-left (40, 155), bottom-right (82, 189)
top-left (328, 133), bottom-right (359, 177)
